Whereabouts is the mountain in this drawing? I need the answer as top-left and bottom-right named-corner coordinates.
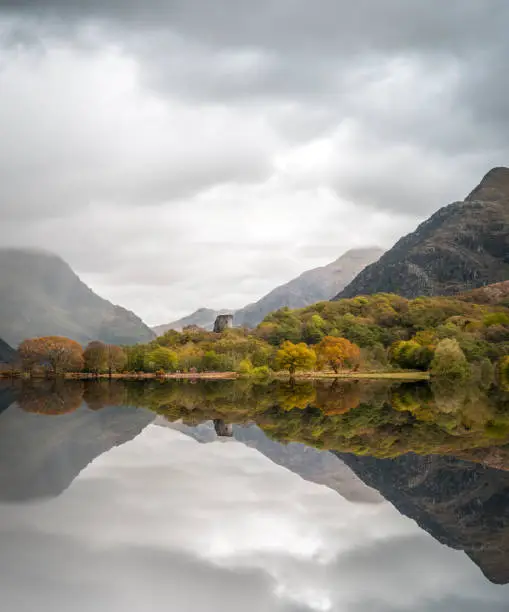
top-left (0, 249), bottom-right (155, 346)
top-left (336, 451), bottom-right (509, 585)
top-left (0, 338), bottom-right (15, 363)
top-left (234, 248), bottom-right (384, 328)
top-left (152, 308), bottom-right (232, 335)
top-left (152, 248), bottom-right (382, 334)
top-left (336, 167), bottom-right (509, 300)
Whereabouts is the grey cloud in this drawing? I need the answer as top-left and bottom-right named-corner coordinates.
top-left (0, 1), bottom-right (508, 320)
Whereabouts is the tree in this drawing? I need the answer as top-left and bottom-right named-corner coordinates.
top-left (390, 340), bottom-right (433, 371)
top-left (238, 358), bottom-right (254, 375)
top-left (18, 336), bottom-right (84, 376)
top-left (430, 339), bottom-right (470, 380)
top-left (315, 336), bottom-right (361, 373)
top-left (275, 341), bottom-right (316, 376)
top-left (499, 356), bottom-right (509, 390)
top-left (105, 345), bottom-right (127, 377)
top-left (84, 341), bottom-right (107, 375)
top-left (145, 346), bottom-right (177, 373)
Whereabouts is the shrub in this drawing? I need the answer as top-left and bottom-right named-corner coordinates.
top-left (430, 339), bottom-right (470, 381)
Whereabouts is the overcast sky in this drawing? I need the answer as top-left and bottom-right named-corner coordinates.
top-left (1, 424), bottom-right (508, 611)
top-left (0, 1), bottom-right (508, 324)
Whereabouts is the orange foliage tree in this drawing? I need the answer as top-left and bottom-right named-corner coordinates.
top-left (84, 341), bottom-right (107, 375)
top-left (105, 344), bottom-right (126, 377)
top-left (19, 336), bottom-right (84, 376)
top-left (315, 336), bottom-right (361, 373)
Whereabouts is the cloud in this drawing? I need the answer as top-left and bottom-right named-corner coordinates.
top-left (0, 1), bottom-right (508, 322)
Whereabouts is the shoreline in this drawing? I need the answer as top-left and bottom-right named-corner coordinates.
top-left (60, 370), bottom-right (429, 381)
top-left (2, 370), bottom-right (430, 382)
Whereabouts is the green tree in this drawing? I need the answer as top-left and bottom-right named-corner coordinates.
top-left (145, 347), bottom-right (178, 372)
top-left (430, 339), bottom-right (470, 381)
top-left (238, 358), bottom-right (254, 375)
top-left (275, 341), bottom-right (316, 376)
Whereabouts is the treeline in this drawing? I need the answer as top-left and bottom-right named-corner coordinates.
top-left (11, 292), bottom-right (509, 380)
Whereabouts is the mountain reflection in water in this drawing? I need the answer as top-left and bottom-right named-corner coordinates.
top-left (0, 378), bottom-right (509, 610)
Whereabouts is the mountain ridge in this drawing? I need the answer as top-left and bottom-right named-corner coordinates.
top-left (335, 168), bottom-right (509, 300)
top-left (0, 248), bottom-right (155, 347)
top-left (153, 247), bottom-right (383, 334)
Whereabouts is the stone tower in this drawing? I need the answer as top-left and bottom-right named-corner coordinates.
top-left (213, 314), bottom-right (233, 333)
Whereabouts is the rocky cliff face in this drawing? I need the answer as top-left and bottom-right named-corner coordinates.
top-left (336, 451), bottom-right (509, 584)
top-left (0, 249), bottom-right (154, 346)
top-left (336, 168), bottom-right (509, 300)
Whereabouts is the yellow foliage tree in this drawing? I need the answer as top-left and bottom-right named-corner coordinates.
top-left (315, 336), bottom-right (361, 373)
top-left (275, 341), bottom-right (316, 376)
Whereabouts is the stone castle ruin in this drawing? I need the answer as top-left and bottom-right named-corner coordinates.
top-left (213, 314), bottom-right (234, 333)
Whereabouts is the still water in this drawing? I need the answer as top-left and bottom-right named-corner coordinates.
top-left (1, 379), bottom-right (509, 611)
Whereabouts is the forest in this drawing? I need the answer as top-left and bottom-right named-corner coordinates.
top-left (9, 292), bottom-right (509, 382)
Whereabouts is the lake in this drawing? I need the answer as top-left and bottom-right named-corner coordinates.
top-left (1, 378), bottom-right (509, 611)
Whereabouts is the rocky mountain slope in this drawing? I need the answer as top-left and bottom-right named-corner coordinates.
top-left (154, 248), bottom-right (383, 334)
top-left (234, 247), bottom-right (383, 328)
top-left (0, 249), bottom-right (154, 346)
top-left (336, 167), bottom-right (509, 300)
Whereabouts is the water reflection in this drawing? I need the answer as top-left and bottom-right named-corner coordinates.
top-left (0, 378), bottom-right (509, 610)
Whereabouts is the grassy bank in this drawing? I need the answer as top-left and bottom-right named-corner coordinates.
top-left (56, 370), bottom-right (430, 381)
top-left (1, 369), bottom-right (431, 382)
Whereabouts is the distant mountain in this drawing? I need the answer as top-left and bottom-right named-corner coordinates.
top-left (0, 249), bottom-right (155, 346)
top-left (153, 248), bottom-right (383, 334)
top-left (152, 308), bottom-right (232, 335)
top-left (234, 248), bottom-right (384, 328)
top-left (0, 338), bottom-right (15, 363)
top-left (336, 168), bottom-right (509, 300)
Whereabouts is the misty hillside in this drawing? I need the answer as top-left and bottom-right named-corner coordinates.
top-left (153, 248), bottom-right (383, 334)
top-left (336, 168), bottom-right (509, 300)
top-left (0, 249), bottom-right (155, 347)
top-left (234, 247), bottom-right (384, 328)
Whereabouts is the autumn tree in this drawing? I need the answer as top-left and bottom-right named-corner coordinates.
top-left (315, 336), bottom-right (361, 373)
top-left (430, 339), bottom-right (470, 381)
top-left (275, 341), bottom-right (316, 376)
top-left (105, 344), bottom-right (127, 377)
top-left (84, 341), bottom-right (107, 375)
top-left (18, 336), bottom-right (84, 376)
top-left (499, 356), bottom-right (509, 390)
